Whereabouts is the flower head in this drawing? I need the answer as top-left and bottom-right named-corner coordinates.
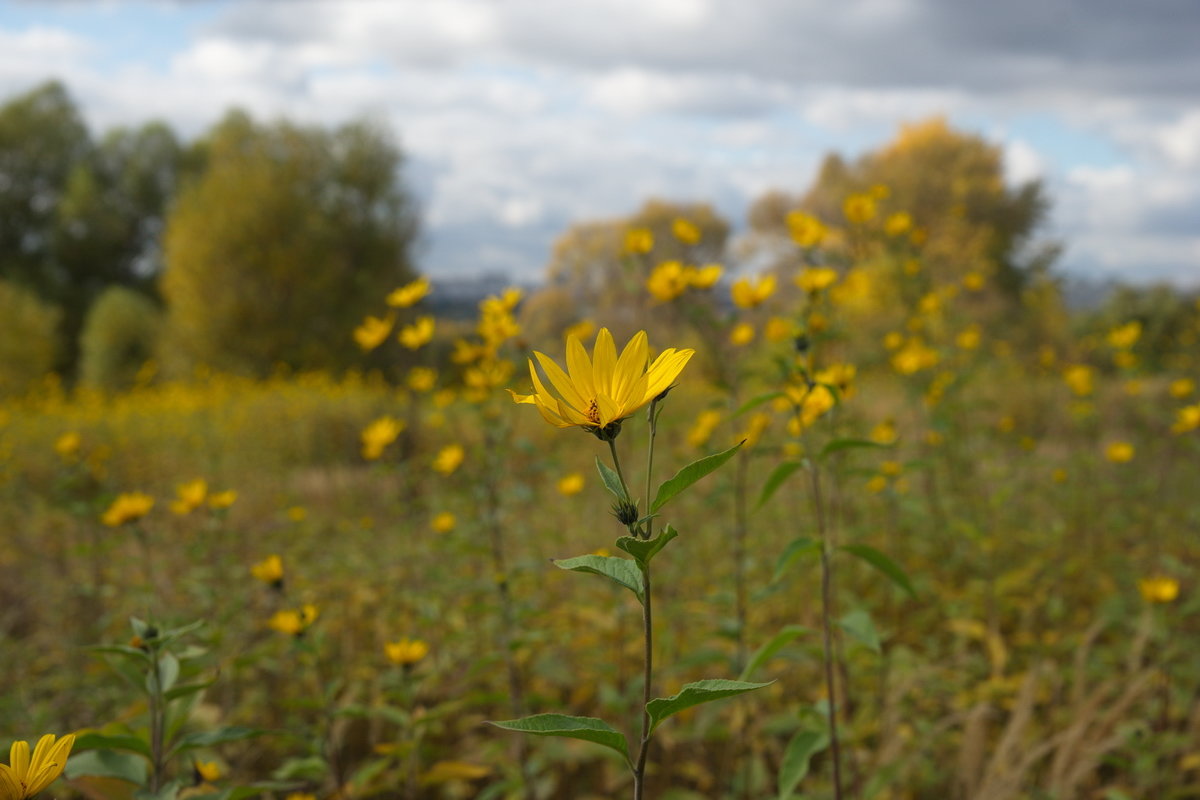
top-left (0, 733), bottom-right (76, 800)
top-left (730, 275), bottom-right (776, 309)
top-left (354, 314), bottom-right (394, 351)
top-left (362, 416), bottom-right (405, 460)
top-left (557, 473), bottom-right (585, 496)
top-left (1105, 441), bottom-right (1134, 463)
top-left (251, 555), bottom-right (285, 588)
top-left (102, 492), bottom-right (154, 527)
top-left (795, 267), bottom-right (839, 293)
top-left (1139, 576), bottom-right (1179, 604)
top-left (671, 217), bottom-right (702, 245)
top-left (386, 277), bottom-right (431, 308)
top-left (54, 432), bottom-right (80, 461)
top-left (384, 637), bottom-right (430, 666)
top-left (269, 604), bottom-right (318, 636)
top-left (433, 444), bottom-right (465, 475)
top-left (170, 479), bottom-right (208, 515)
top-left (431, 512), bottom-right (456, 533)
top-left (510, 328), bottom-right (693, 439)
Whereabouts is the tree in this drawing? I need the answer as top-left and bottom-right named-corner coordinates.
top-left (78, 286), bottom-right (162, 391)
top-left (160, 112), bottom-right (419, 375)
top-left (0, 280), bottom-right (60, 397)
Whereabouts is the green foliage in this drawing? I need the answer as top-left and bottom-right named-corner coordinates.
top-left (78, 286), bottom-right (162, 391)
top-left (487, 714), bottom-right (631, 764)
top-left (645, 679), bottom-right (772, 734)
top-left (651, 440), bottom-right (744, 513)
top-left (0, 279), bottom-right (61, 396)
top-left (160, 111), bottom-right (419, 376)
top-left (553, 554), bottom-right (645, 602)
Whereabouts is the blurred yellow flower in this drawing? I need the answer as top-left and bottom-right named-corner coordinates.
top-left (386, 277), bottom-right (431, 308)
top-left (1138, 576), bottom-right (1179, 604)
top-left (962, 272), bottom-right (986, 291)
top-left (421, 761), bottom-right (490, 784)
top-left (354, 314), bottom-right (394, 351)
top-left (843, 193), bottom-right (877, 224)
top-left (892, 340), bottom-right (939, 375)
top-left (1113, 350), bottom-right (1137, 369)
top-left (730, 274), bottom-right (776, 308)
top-left (815, 363), bottom-right (856, 400)
top-left (385, 637), bottom-right (430, 666)
top-left (736, 411), bottom-right (772, 448)
top-left (688, 263), bottom-right (723, 289)
top-left (646, 260), bottom-right (689, 302)
top-left (250, 554), bottom-right (284, 586)
top-left (208, 490), bottom-right (238, 510)
top-left (729, 322), bottom-right (755, 346)
top-left (1170, 378), bottom-right (1195, 399)
top-left (268, 604), bottom-right (318, 636)
top-left (361, 416), bottom-right (405, 460)
top-left (870, 183), bottom-right (890, 199)
top-left (557, 473), bottom-right (585, 496)
top-left (563, 319), bottom-right (596, 342)
top-left (1107, 320), bottom-right (1141, 350)
top-left (883, 331), bottom-right (905, 351)
top-left (795, 267), bottom-right (838, 293)
top-left (1171, 404), bottom-right (1200, 435)
top-left (867, 475), bottom-right (888, 493)
top-left (433, 444), bottom-right (465, 475)
top-left (510, 328), bottom-right (693, 437)
top-left (287, 506), bottom-right (307, 523)
top-left (786, 384), bottom-right (835, 433)
top-left (764, 317), bottom-right (792, 342)
top-left (398, 317), bottom-right (435, 350)
top-left (687, 409), bottom-right (722, 449)
top-left (464, 359), bottom-right (515, 392)
top-left (194, 761), bottom-right (221, 783)
top-left (1063, 365), bottom-right (1094, 397)
top-left (102, 492), bottom-right (154, 527)
top-left (785, 210), bottom-right (826, 248)
top-left (1052, 468), bottom-right (1068, 484)
top-left (956, 325), bottom-right (982, 350)
top-left (431, 512), bottom-right (456, 533)
top-left (407, 367), bottom-right (437, 393)
top-left (871, 419), bottom-right (898, 445)
top-left (170, 479), bottom-right (208, 515)
top-left (54, 432), bottom-right (80, 460)
top-left (623, 227), bottom-right (654, 255)
top-left (672, 217), bottom-right (702, 245)
top-left (0, 733), bottom-right (75, 800)
top-left (451, 338), bottom-right (488, 364)
top-left (884, 211), bottom-right (912, 236)
top-left (1105, 442), bottom-right (1134, 463)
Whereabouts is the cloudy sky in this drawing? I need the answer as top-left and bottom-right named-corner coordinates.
top-left (2, 0), bottom-right (1198, 287)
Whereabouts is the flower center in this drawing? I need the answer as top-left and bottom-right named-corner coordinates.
top-left (586, 398), bottom-right (601, 425)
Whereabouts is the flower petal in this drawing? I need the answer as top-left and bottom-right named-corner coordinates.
top-left (565, 335), bottom-right (596, 402)
top-left (645, 348), bottom-right (694, 399)
top-left (0, 764), bottom-right (22, 800)
top-left (9, 741), bottom-right (29, 784)
top-left (591, 328), bottom-right (618, 399)
top-left (612, 330), bottom-right (648, 407)
top-left (533, 351), bottom-right (587, 414)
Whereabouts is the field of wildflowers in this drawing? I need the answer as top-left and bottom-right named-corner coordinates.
top-left (2, 188), bottom-right (1199, 800)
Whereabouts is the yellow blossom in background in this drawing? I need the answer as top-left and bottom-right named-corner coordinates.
top-left (285, 792), bottom-right (317, 800)
top-left (354, 314), bottom-right (394, 351)
top-left (785, 384), bottom-right (835, 434)
top-left (1170, 378), bottom-right (1195, 398)
top-left (385, 637), bottom-right (430, 666)
top-left (883, 331), bottom-right (905, 350)
top-left (1063, 365), bottom-right (1094, 397)
top-left (764, 317), bottom-right (792, 342)
top-left (170, 479), bottom-right (208, 515)
top-left (815, 363), bottom-right (856, 400)
top-left (785, 210), bottom-right (826, 248)
top-left (431, 512), bottom-right (456, 533)
top-left (286, 506), bottom-right (307, 523)
top-left (0, 733), bottom-right (76, 800)
top-left (1138, 576), bottom-right (1179, 604)
top-left (208, 490), bottom-right (237, 510)
top-left (963, 272), bottom-right (986, 291)
top-left (194, 761), bottom-right (221, 783)
top-left (623, 227), bottom-right (654, 255)
top-left (867, 475), bottom-right (888, 493)
top-left (386, 277), bottom-right (431, 308)
top-left (510, 328), bottom-right (693, 435)
top-left (1105, 442), bottom-right (1134, 463)
top-left (407, 367), bottom-right (437, 393)
top-left (250, 555), bottom-right (284, 586)
top-left (671, 217), bottom-right (701, 245)
top-left (956, 325), bottom-right (982, 350)
top-left (646, 260), bottom-right (689, 302)
top-left (433, 389), bottom-right (456, 408)
top-left (477, 294), bottom-right (521, 346)
top-left (870, 183), bottom-right (890, 199)
top-left (563, 319), bottom-right (596, 342)
top-left (420, 761), bottom-right (491, 784)
top-left (737, 412), bottom-right (772, 448)
top-left (729, 322), bottom-right (755, 346)
top-left (795, 267), bottom-right (839, 293)
top-left (918, 292), bottom-right (941, 316)
top-left (433, 444), bottom-right (465, 475)
top-left (1107, 321), bottom-right (1142, 350)
top-left (557, 473), bottom-right (585, 496)
top-left (881, 460), bottom-right (903, 477)
top-left (1052, 468), bottom-right (1068, 484)
top-left (872, 419), bottom-right (898, 445)
top-left (1113, 350), bottom-right (1137, 369)
top-left (54, 432), bottom-right (80, 460)
top-left (1172, 404), bottom-right (1200, 435)
top-left (996, 415), bottom-right (1015, 434)
top-left (451, 338), bottom-right (488, 364)
top-left (102, 492), bottom-right (154, 527)
top-left (730, 274), bottom-right (776, 308)
top-left (884, 211), bottom-right (912, 236)
top-left (398, 316), bottom-right (435, 350)
top-left (807, 311), bottom-right (828, 334)
top-left (688, 263), bottom-right (722, 289)
top-left (464, 359), bottom-right (516, 393)
top-left (830, 268), bottom-right (874, 309)
top-left (361, 416), bottom-right (405, 460)
top-left (892, 339), bottom-right (939, 375)
top-left (903, 259), bottom-right (921, 276)
top-left (687, 409), bottom-right (722, 448)
top-left (268, 604), bottom-right (318, 636)
top-left (843, 193), bottom-right (877, 224)
top-left (924, 430), bottom-right (943, 446)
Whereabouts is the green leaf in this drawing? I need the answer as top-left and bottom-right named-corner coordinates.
top-left (651, 441), bottom-right (743, 513)
top-left (169, 726), bottom-right (262, 756)
top-left (90, 645), bottom-right (152, 663)
top-left (72, 733), bottom-right (151, 758)
top-left (818, 438), bottom-right (886, 460)
top-left (165, 677), bottom-right (217, 702)
top-left (838, 609), bottom-right (881, 655)
top-left (553, 555), bottom-right (644, 603)
top-left (487, 714), bottom-right (630, 764)
top-left (840, 544), bottom-right (916, 599)
top-left (136, 778), bottom-right (186, 800)
top-left (616, 525), bottom-right (678, 568)
top-left (65, 749), bottom-right (148, 785)
top-left (777, 730), bottom-right (829, 799)
top-left (148, 652), bottom-right (179, 695)
top-left (757, 460), bottom-right (804, 510)
top-left (733, 391), bottom-right (784, 417)
top-left (595, 456), bottom-right (627, 500)
top-left (772, 537), bottom-right (819, 584)
top-left (646, 679), bottom-right (772, 734)
top-left (739, 625), bottom-right (809, 681)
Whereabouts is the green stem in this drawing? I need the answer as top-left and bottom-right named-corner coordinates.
top-left (632, 564), bottom-right (653, 800)
top-left (148, 649), bottom-right (164, 793)
top-left (811, 462), bottom-right (844, 800)
top-left (609, 438), bottom-right (632, 503)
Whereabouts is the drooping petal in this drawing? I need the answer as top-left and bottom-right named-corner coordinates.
top-left (26, 734), bottom-right (73, 797)
top-left (534, 351), bottom-right (588, 414)
top-left (532, 395), bottom-right (572, 428)
top-left (644, 348), bottom-right (695, 400)
top-left (565, 335), bottom-right (596, 402)
top-left (591, 328), bottom-right (618, 399)
top-left (611, 330), bottom-right (649, 407)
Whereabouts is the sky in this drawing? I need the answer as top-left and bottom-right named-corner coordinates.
top-left (1, 0), bottom-right (1198, 288)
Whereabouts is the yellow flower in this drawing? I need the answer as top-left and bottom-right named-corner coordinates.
top-left (564, 319), bottom-right (596, 342)
top-left (764, 317), bottom-right (792, 343)
top-left (451, 338), bottom-right (488, 364)
top-left (208, 490), bottom-right (237, 510)
top-left (870, 183), bottom-right (890, 200)
top-left (170, 479), bottom-right (208, 515)
top-left (286, 506), bottom-right (307, 523)
top-left (557, 473), bottom-right (585, 496)
top-left (729, 322), bottom-right (755, 346)
top-left (730, 275), bottom-right (776, 309)
top-left (1138, 576), bottom-right (1179, 604)
top-left (736, 412), bottom-right (772, 448)
top-left (1052, 468), bottom-right (1067, 484)
top-left (688, 263), bottom-right (723, 289)
top-left (646, 260), bottom-right (689, 302)
top-left (250, 555), bottom-right (284, 586)
top-left (785, 210), bottom-right (826, 248)
top-left (268, 604), bottom-right (318, 636)
top-left (687, 409), bottom-right (722, 449)
top-left (884, 211), bottom-right (912, 236)
top-left (962, 272), bottom-right (985, 291)
top-left (421, 761), bottom-right (491, 784)
top-left (0, 733), bottom-right (75, 800)
top-left (386, 277), bottom-right (431, 308)
top-left (956, 325), bottom-right (981, 350)
top-left (54, 432), bottom-right (80, 460)
top-left (883, 331), bottom-right (904, 351)
top-left (407, 367), bottom-right (437, 393)
top-left (510, 328), bottom-right (693, 437)
top-left (1113, 350), bottom-right (1137, 369)
top-left (433, 444), bottom-right (465, 475)
top-left (623, 227), bottom-right (654, 255)
top-left (431, 512), bottom-right (456, 533)
top-left (867, 475), bottom-right (888, 494)
top-left (1107, 320), bottom-right (1141, 350)
top-left (361, 416), bottom-right (405, 460)
top-left (354, 314), bottom-right (394, 351)
top-left (671, 217), bottom-right (701, 245)
top-left (194, 761), bottom-right (221, 783)
top-left (892, 340), bottom-right (938, 375)
top-left (398, 317), bottom-right (435, 350)
top-left (1171, 404), bottom-right (1200, 435)
top-left (881, 460), bottom-right (902, 477)
top-left (843, 193), bottom-right (877, 224)
top-left (101, 492), bottom-right (154, 527)
top-left (1105, 442), bottom-right (1134, 463)
top-left (1063, 365), bottom-right (1094, 397)
top-left (871, 419), bottom-right (898, 445)
top-left (795, 267), bottom-right (839, 293)
top-left (786, 384), bottom-right (835, 434)
top-left (385, 637), bottom-right (430, 666)
top-left (1170, 378), bottom-right (1195, 399)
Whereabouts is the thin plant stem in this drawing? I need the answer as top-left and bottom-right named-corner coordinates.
top-left (148, 648), bottom-right (165, 793)
top-left (810, 461), bottom-right (845, 800)
top-left (609, 438), bottom-right (632, 503)
top-left (633, 565), bottom-right (653, 800)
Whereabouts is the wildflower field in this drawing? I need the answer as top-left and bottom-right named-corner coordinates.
top-left (4, 181), bottom-right (1199, 800)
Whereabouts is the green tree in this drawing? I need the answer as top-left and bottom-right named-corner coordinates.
top-left (160, 112), bottom-right (419, 375)
top-left (78, 286), bottom-right (162, 391)
top-left (0, 280), bottom-right (60, 397)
